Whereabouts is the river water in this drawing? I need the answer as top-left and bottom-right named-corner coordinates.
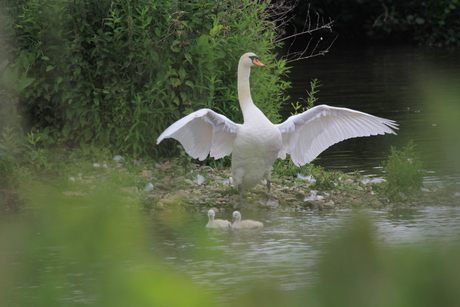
top-left (2, 45), bottom-right (460, 306)
top-left (148, 206), bottom-right (460, 304)
top-left (284, 44), bottom-right (460, 182)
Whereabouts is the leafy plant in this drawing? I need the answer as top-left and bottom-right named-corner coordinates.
top-left (291, 78), bottom-right (320, 115)
top-left (4, 0), bottom-right (291, 159)
top-left (382, 141), bottom-right (425, 201)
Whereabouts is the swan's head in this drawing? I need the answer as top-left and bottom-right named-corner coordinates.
top-left (208, 209), bottom-right (215, 218)
top-left (240, 52), bottom-right (264, 67)
top-left (232, 211), bottom-right (241, 222)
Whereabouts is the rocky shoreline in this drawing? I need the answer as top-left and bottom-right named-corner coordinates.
top-left (143, 162), bottom-right (460, 212)
top-left (2, 160), bottom-right (459, 214)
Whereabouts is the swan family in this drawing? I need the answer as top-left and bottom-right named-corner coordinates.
top-left (206, 210), bottom-right (263, 229)
top-left (157, 52), bottom-right (398, 207)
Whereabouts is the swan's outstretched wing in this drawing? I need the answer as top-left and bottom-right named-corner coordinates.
top-left (275, 105), bottom-right (398, 166)
top-left (156, 108), bottom-right (240, 160)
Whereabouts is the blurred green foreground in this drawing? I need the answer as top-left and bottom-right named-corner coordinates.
top-left (1, 184), bottom-right (460, 307)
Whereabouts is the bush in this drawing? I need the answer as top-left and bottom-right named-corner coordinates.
top-left (382, 141), bottom-right (425, 201)
top-left (3, 0), bottom-right (290, 158)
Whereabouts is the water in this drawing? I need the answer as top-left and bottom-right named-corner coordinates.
top-left (3, 205), bottom-right (460, 305)
top-left (284, 44), bottom-right (460, 182)
top-left (147, 206), bottom-right (460, 303)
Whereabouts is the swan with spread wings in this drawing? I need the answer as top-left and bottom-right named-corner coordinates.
top-left (157, 53), bottom-right (398, 208)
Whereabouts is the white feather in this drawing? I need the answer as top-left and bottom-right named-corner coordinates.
top-left (276, 105), bottom-right (398, 166)
top-left (156, 109), bottom-right (239, 160)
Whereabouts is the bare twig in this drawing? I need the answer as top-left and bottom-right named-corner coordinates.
top-left (266, 2), bottom-right (337, 63)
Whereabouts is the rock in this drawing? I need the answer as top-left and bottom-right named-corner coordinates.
top-left (156, 161), bottom-right (173, 171)
top-left (138, 170), bottom-right (153, 178)
top-left (295, 192), bottom-right (306, 201)
top-left (303, 201), bottom-right (323, 211)
top-left (143, 182), bottom-right (154, 192)
top-left (155, 183), bottom-right (174, 190)
top-left (113, 155), bottom-right (125, 162)
top-left (323, 201), bottom-right (335, 209)
top-left (297, 174), bottom-right (316, 182)
top-left (159, 190), bottom-right (189, 205)
top-left (193, 174), bottom-right (205, 185)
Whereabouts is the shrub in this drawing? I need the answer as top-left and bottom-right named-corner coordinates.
top-left (4, 0), bottom-right (291, 158)
top-left (382, 141), bottom-right (425, 201)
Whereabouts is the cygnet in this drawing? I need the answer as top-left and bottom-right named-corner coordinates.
top-left (206, 209), bottom-right (231, 228)
top-left (232, 211), bottom-right (263, 229)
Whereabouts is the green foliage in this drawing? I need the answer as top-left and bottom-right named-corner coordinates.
top-left (309, 166), bottom-right (344, 190)
top-left (290, 78), bottom-right (320, 116)
top-left (273, 158), bottom-right (316, 178)
top-left (365, 0), bottom-right (460, 47)
top-left (305, 0), bottom-right (460, 46)
top-left (4, 0), bottom-right (290, 158)
top-left (382, 141), bottom-right (425, 201)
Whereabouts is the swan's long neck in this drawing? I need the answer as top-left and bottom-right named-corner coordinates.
top-left (237, 63), bottom-right (257, 118)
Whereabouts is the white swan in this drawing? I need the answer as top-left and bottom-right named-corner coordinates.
top-left (232, 211), bottom-right (263, 229)
top-left (206, 209), bottom-right (231, 228)
top-left (157, 52), bottom-right (398, 207)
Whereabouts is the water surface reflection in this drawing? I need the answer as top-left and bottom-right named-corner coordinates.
top-left (148, 206), bottom-right (460, 301)
top-left (285, 45), bottom-right (460, 181)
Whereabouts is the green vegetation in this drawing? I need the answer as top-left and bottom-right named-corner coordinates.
top-left (1, 0), bottom-right (290, 160)
top-left (382, 141), bottom-right (425, 201)
top-left (290, 78), bottom-right (320, 115)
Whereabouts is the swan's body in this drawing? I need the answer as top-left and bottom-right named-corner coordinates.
top-left (231, 54), bottom-right (282, 191)
top-left (206, 209), bottom-right (231, 228)
top-left (157, 52), bottom-right (398, 206)
top-left (232, 211), bottom-right (263, 229)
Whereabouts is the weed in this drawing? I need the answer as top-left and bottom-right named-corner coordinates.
top-left (382, 141), bottom-right (425, 201)
top-left (290, 78), bottom-right (320, 115)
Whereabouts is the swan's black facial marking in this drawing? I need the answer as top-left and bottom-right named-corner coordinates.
top-left (249, 55), bottom-right (264, 66)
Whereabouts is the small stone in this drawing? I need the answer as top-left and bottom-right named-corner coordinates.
top-left (155, 183), bottom-right (174, 190)
top-left (143, 182), bottom-right (154, 192)
top-left (113, 155), bottom-right (125, 162)
top-left (138, 170), bottom-right (153, 178)
top-left (193, 174), bottom-right (205, 185)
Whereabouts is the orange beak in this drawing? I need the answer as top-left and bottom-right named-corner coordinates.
top-left (252, 58), bottom-right (264, 66)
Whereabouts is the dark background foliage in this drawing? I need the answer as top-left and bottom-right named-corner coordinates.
top-left (290, 0), bottom-right (460, 47)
